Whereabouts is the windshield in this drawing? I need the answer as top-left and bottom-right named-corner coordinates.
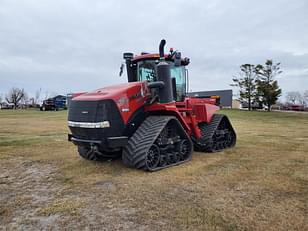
top-left (137, 60), bottom-right (186, 101)
top-left (137, 60), bottom-right (157, 82)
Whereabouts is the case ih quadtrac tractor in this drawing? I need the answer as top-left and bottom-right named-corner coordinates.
top-left (68, 40), bottom-right (236, 171)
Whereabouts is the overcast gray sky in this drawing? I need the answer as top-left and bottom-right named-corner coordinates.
top-left (0, 0), bottom-right (307, 100)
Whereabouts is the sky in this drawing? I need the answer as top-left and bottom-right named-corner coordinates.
top-left (0, 0), bottom-right (307, 101)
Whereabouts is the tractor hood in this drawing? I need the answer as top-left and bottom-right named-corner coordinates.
top-left (72, 81), bottom-right (151, 124)
top-left (73, 82), bottom-right (149, 102)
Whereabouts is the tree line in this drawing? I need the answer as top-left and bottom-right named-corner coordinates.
top-left (231, 60), bottom-right (282, 111)
top-left (0, 88), bottom-right (58, 109)
top-left (285, 91), bottom-right (308, 105)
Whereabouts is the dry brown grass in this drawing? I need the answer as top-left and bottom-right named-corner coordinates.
top-left (0, 109), bottom-right (307, 230)
top-left (38, 199), bottom-right (85, 216)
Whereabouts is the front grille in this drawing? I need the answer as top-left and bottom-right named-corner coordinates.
top-left (68, 99), bottom-right (124, 140)
top-left (68, 100), bottom-right (107, 122)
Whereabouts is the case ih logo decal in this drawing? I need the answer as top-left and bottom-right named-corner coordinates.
top-left (117, 97), bottom-right (129, 106)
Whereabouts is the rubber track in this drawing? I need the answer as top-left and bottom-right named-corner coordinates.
top-left (122, 116), bottom-right (192, 171)
top-left (192, 114), bottom-right (236, 152)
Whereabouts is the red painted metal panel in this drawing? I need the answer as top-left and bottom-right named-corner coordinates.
top-left (72, 82), bottom-right (219, 139)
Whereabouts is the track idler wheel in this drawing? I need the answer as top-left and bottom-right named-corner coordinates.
top-left (159, 154), bottom-right (168, 167)
top-left (145, 144), bottom-right (161, 170)
top-left (166, 152), bottom-right (179, 165)
top-left (177, 139), bottom-right (191, 161)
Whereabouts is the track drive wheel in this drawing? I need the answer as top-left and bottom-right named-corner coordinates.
top-left (177, 139), bottom-right (191, 161)
top-left (145, 144), bottom-right (161, 170)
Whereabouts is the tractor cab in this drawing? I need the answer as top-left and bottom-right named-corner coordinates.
top-left (122, 50), bottom-right (190, 102)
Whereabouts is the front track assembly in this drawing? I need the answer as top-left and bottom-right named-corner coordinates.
top-left (122, 116), bottom-right (193, 171)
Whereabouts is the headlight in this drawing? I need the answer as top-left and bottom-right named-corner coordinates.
top-left (68, 121), bottom-right (110, 128)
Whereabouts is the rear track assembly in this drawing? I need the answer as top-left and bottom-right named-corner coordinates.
top-left (192, 114), bottom-right (236, 152)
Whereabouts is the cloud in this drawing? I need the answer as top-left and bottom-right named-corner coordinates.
top-left (0, 0), bottom-right (307, 99)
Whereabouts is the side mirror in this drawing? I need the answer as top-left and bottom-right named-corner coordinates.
top-left (123, 52), bottom-right (134, 60)
top-left (174, 52), bottom-right (181, 66)
top-left (119, 63), bottom-right (124, 77)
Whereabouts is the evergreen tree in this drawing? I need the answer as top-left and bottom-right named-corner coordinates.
top-left (231, 64), bottom-right (258, 111)
top-left (255, 60), bottom-right (282, 111)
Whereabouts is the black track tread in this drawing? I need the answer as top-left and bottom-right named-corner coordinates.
top-left (122, 116), bottom-right (170, 169)
top-left (192, 114), bottom-right (236, 152)
top-left (122, 116), bottom-right (192, 171)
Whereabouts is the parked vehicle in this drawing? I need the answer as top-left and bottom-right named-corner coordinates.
top-left (40, 95), bottom-right (67, 111)
top-left (68, 40), bottom-right (236, 171)
top-left (0, 102), bottom-right (14, 109)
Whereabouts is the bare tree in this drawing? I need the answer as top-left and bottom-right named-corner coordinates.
top-left (34, 89), bottom-right (41, 105)
top-left (20, 92), bottom-right (29, 107)
top-left (27, 90), bottom-right (41, 107)
top-left (5, 88), bottom-right (26, 109)
top-left (286, 91), bottom-right (302, 104)
top-left (29, 97), bottom-right (35, 106)
top-left (44, 90), bottom-right (50, 100)
top-left (303, 90), bottom-right (308, 106)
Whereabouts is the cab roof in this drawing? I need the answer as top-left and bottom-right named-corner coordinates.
top-left (132, 53), bottom-right (190, 66)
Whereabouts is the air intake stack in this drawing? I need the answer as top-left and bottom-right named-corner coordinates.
top-left (156, 39), bottom-right (174, 103)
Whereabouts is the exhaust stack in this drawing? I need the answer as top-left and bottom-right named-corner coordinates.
top-left (157, 39), bottom-right (174, 103)
top-left (159, 39), bottom-right (166, 59)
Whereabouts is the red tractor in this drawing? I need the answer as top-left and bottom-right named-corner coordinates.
top-left (68, 40), bottom-right (236, 171)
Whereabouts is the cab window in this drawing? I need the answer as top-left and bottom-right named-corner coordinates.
top-left (170, 66), bottom-right (186, 101)
top-left (137, 60), bottom-right (186, 101)
top-left (137, 60), bottom-right (156, 82)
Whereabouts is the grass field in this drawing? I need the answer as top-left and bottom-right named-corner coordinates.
top-left (0, 109), bottom-right (307, 230)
